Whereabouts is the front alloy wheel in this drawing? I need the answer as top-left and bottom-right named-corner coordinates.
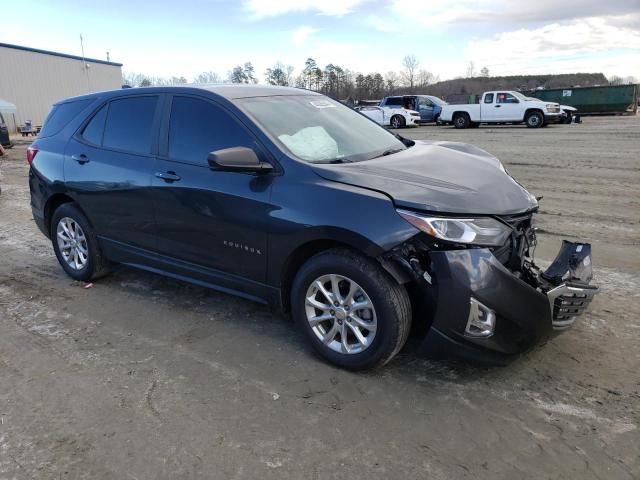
top-left (390, 115), bottom-right (405, 129)
top-left (291, 248), bottom-right (411, 370)
top-left (305, 274), bottom-right (377, 354)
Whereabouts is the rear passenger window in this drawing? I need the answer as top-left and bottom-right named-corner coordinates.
top-left (484, 94), bottom-right (494, 103)
top-left (168, 96), bottom-right (255, 165)
top-left (82, 105), bottom-right (107, 145)
top-left (103, 96), bottom-right (158, 155)
top-left (40, 99), bottom-right (93, 137)
top-left (385, 97), bottom-right (402, 106)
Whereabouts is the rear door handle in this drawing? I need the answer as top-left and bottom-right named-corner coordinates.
top-left (495, 105), bottom-right (501, 108)
top-left (71, 154), bottom-right (90, 164)
top-left (155, 171), bottom-right (181, 182)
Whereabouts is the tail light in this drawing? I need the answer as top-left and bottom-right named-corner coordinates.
top-left (26, 145), bottom-right (39, 166)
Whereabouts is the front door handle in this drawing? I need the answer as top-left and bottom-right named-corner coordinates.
top-left (495, 105), bottom-right (501, 108)
top-left (155, 171), bottom-right (181, 182)
top-left (71, 154), bottom-right (90, 164)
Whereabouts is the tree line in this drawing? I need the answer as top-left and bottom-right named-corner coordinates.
top-left (122, 55), bottom-right (637, 101)
top-left (122, 54), bottom-right (440, 100)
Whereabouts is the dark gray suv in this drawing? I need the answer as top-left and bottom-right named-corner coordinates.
top-left (28, 85), bottom-right (597, 369)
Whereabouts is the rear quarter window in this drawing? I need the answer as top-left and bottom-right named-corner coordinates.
top-left (384, 97), bottom-right (402, 106)
top-left (40, 99), bottom-right (93, 137)
top-left (81, 105), bottom-right (108, 146)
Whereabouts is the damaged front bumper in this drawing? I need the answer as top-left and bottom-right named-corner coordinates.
top-left (392, 239), bottom-right (598, 365)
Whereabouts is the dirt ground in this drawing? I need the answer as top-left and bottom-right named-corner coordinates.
top-left (0, 116), bottom-right (638, 479)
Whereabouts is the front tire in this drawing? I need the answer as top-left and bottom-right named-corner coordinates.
top-left (390, 115), bottom-right (406, 129)
top-left (291, 248), bottom-right (411, 370)
top-left (525, 111), bottom-right (544, 128)
top-left (51, 203), bottom-right (110, 282)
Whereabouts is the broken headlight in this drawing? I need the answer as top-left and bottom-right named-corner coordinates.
top-left (397, 210), bottom-right (511, 247)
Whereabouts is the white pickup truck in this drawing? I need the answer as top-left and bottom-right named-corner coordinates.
top-left (440, 91), bottom-right (562, 129)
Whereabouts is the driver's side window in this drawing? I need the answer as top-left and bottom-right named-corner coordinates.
top-left (419, 98), bottom-right (433, 108)
top-left (497, 93), bottom-right (518, 104)
top-left (168, 96), bottom-right (256, 166)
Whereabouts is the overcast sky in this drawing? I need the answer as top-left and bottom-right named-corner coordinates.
top-left (3, 0), bottom-right (639, 81)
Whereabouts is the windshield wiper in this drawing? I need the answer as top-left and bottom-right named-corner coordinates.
top-left (375, 148), bottom-right (404, 159)
top-left (313, 158), bottom-right (349, 164)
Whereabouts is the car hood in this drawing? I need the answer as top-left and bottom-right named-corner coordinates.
top-left (311, 140), bottom-right (538, 215)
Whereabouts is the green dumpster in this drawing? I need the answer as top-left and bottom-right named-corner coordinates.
top-left (527, 84), bottom-right (639, 115)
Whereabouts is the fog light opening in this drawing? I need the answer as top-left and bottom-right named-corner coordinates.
top-left (465, 298), bottom-right (496, 338)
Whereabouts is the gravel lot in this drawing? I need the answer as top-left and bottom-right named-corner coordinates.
top-left (0, 116), bottom-right (638, 479)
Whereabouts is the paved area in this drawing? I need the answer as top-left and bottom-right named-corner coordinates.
top-left (0, 116), bottom-right (638, 479)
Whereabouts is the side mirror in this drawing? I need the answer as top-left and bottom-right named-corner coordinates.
top-left (207, 147), bottom-right (273, 173)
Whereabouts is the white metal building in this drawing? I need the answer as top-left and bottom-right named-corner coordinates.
top-left (0, 43), bottom-right (123, 132)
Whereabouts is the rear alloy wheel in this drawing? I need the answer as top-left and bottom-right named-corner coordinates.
top-left (525, 111), bottom-right (544, 128)
top-left (51, 203), bottom-right (110, 282)
top-left (390, 115), bottom-right (405, 129)
top-left (453, 113), bottom-right (470, 129)
top-left (57, 217), bottom-right (90, 271)
top-left (292, 248), bottom-right (411, 370)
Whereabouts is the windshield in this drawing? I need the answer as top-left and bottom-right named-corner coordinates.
top-left (427, 96), bottom-right (447, 106)
top-left (510, 91), bottom-right (528, 101)
top-left (237, 95), bottom-right (406, 163)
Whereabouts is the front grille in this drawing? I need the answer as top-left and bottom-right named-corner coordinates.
top-left (547, 284), bottom-right (598, 329)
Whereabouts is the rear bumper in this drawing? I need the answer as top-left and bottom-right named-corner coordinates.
top-left (32, 206), bottom-right (49, 238)
top-left (417, 243), bottom-right (597, 365)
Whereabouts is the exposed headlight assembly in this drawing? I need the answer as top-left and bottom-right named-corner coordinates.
top-left (397, 210), bottom-right (512, 247)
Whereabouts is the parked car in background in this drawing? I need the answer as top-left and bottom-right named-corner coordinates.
top-left (560, 105), bottom-right (580, 124)
top-left (356, 105), bottom-right (420, 128)
top-left (379, 95), bottom-right (447, 124)
top-left (523, 97), bottom-right (579, 124)
top-left (440, 91), bottom-right (562, 128)
top-left (0, 112), bottom-right (11, 147)
top-left (28, 85), bottom-right (597, 370)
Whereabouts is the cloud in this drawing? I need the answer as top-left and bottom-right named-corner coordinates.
top-left (363, 14), bottom-right (399, 33)
top-left (464, 17), bottom-right (640, 78)
top-left (390, 0), bottom-right (640, 28)
top-left (466, 17), bottom-right (640, 62)
top-left (244, 0), bottom-right (368, 18)
top-left (291, 25), bottom-right (318, 47)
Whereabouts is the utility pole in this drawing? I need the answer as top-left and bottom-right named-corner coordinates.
top-left (80, 34), bottom-right (91, 91)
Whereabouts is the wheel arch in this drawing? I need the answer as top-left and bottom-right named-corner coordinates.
top-left (524, 108), bottom-right (544, 121)
top-left (44, 193), bottom-right (92, 237)
top-left (277, 227), bottom-right (394, 313)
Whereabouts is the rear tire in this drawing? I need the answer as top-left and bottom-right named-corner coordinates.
top-left (291, 248), bottom-right (411, 370)
top-left (525, 111), bottom-right (544, 128)
top-left (453, 113), bottom-right (470, 129)
top-left (51, 203), bottom-right (110, 282)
